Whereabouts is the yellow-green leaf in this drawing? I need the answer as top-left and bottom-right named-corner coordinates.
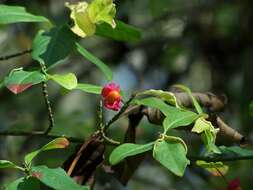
top-left (65, 0), bottom-right (116, 38)
top-left (88, 0), bottom-right (116, 28)
top-left (65, 2), bottom-right (95, 37)
top-left (192, 117), bottom-right (220, 154)
top-left (48, 73), bottom-right (78, 90)
top-left (192, 116), bottom-right (213, 133)
top-left (196, 160), bottom-right (229, 176)
top-left (75, 83), bottom-right (102, 94)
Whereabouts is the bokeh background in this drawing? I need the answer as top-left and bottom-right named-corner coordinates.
top-left (0, 0), bottom-right (253, 189)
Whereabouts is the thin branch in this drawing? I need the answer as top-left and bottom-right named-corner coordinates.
top-left (188, 154), bottom-right (253, 162)
top-left (0, 131), bottom-right (83, 143)
top-left (42, 81), bottom-right (55, 135)
top-left (0, 49), bottom-right (32, 61)
top-left (104, 94), bottom-right (136, 132)
top-left (101, 132), bottom-right (121, 145)
top-left (1, 131), bottom-right (252, 162)
top-left (215, 167), bottom-right (229, 185)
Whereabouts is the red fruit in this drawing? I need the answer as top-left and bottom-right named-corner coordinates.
top-left (101, 82), bottom-right (121, 111)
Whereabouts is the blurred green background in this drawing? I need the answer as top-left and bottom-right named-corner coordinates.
top-left (0, 0), bottom-right (253, 189)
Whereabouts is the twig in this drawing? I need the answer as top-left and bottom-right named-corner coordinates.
top-left (0, 49), bottom-right (32, 61)
top-left (104, 94), bottom-right (136, 131)
top-left (97, 100), bottom-right (121, 145)
top-left (42, 81), bottom-right (54, 135)
top-left (215, 167), bottom-right (229, 185)
top-left (188, 154), bottom-right (253, 162)
top-left (0, 131), bottom-right (83, 143)
top-left (0, 131), bottom-right (252, 161)
top-left (98, 100), bottom-right (103, 130)
top-left (101, 132), bottom-right (120, 145)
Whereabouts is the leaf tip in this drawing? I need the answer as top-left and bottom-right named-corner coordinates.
top-left (56, 138), bottom-right (70, 148)
top-left (7, 83), bottom-right (33, 94)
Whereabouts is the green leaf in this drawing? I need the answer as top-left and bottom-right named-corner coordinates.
top-left (76, 83), bottom-right (102, 94)
top-left (153, 136), bottom-right (190, 176)
top-left (32, 25), bottom-right (76, 68)
top-left (0, 160), bottom-right (18, 169)
top-left (25, 137), bottom-right (69, 166)
top-left (31, 166), bottom-right (89, 190)
top-left (96, 20), bottom-right (142, 42)
top-left (48, 73), bottom-right (78, 90)
top-left (196, 160), bottom-right (229, 176)
top-left (88, 0), bottom-right (116, 28)
top-left (4, 69), bottom-right (46, 94)
top-left (249, 101), bottom-right (253, 117)
top-left (173, 84), bottom-right (203, 114)
top-left (201, 131), bottom-right (221, 154)
top-left (133, 97), bottom-right (176, 116)
top-left (192, 117), bottom-right (211, 133)
top-left (76, 42), bottom-right (112, 81)
top-left (133, 97), bottom-right (198, 132)
top-left (192, 117), bottom-right (220, 154)
top-left (109, 142), bottom-right (154, 165)
top-left (0, 5), bottom-right (49, 24)
top-left (5, 177), bottom-right (40, 190)
top-left (5, 178), bottom-right (24, 190)
top-left (137, 89), bottom-right (178, 107)
top-left (196, 160), bottom-right (224, 168)
top-left (219, 146), bottom-right (253, 156)
top-left (163, 110), bottom-right (199, 132)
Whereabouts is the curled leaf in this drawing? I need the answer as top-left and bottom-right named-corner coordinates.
top-left (88, 0), bottom-right (116, 28)
top-left (137, 89), bottom-right (179, 107)
top-left (196, 160), bottom-right (229, 176)
top-left (66, 2), bottom-right (95, 37)
top-left (192, 117), bottom-right (220, 154)
top-left (65, 0), bottom-right (116, 38)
